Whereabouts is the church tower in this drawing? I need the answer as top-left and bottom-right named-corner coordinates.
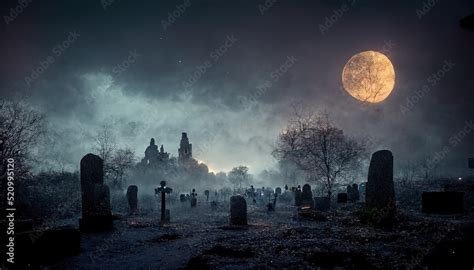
top-left (178, 132), bottom-right (192, 162)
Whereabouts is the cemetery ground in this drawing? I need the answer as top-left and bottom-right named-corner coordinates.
top-left (49, 195), bottom-right (474, 270)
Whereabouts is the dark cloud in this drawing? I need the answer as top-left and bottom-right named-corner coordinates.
top-left (1, 0), bottom-right (473, 175)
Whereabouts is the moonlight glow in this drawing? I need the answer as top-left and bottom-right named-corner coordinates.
top-left (342, 51), bottom-right (395, 103)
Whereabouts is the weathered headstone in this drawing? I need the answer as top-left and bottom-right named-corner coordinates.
top-left (230, 195), bottom-right (247, 225)
top-left (275, 187), bottom-right (282, 196)
top-left (79, 153), bottom-right (113, 232)
top-left (301, 184), bottom-right (314, 208)
top-left (314, 197), bottom-right (330, 211)
top-left (204, 190), bottom-right (210, 202)
top-left (294, 189), bottom-right (302, 206)
top-left (126, 185), bottom-right (138, 214)
top-left (365, 150), bottom-right (396, 215)
top-left (352, 184), bottom-right (360, 201)
top-left (191, 188), bottom-right (197, 207)
top-left (422, 192), bottom-right (464, 214)
top-left (337, 193), bottom-right (348, 203)
top-left (346, 185), bottom-right (354, 201)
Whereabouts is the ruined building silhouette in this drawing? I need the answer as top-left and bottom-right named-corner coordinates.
top-left (178, 132), bottom-right (193, 163)
top-left (140, 138), bottom-right (170, 166)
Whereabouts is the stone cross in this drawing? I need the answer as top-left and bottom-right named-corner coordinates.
top-left (155, 181), bottom-right (172, 223)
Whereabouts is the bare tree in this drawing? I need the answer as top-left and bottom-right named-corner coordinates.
top-left (228, 165), bottom-right (249, 192)
top-left (94, 124), bottom-right (116, 167)
top-left (93, 124), bottom-right (135, 189)
top-left (0, 100), bottom-right (45, 178)
top-left (273, 110), bottom-right (366, 198)
top-left (109, 148), bottom-right (135, 189)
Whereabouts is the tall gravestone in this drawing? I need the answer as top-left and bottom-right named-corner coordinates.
top-left (294, 185), bottom-right (302, 206)
top-left (230, 195), bottom-right (247, 225)
top-left (352, 184), bottom-right (360, 201)
top-left (347, 185), bottom-right (354, 201)
top-left (127, 185), bottom-right (138, 214)
top-left (301, 184), bottom-right (314, 208)
top-left (79, 153), bottom-right (113, 232)
top-left (365, 150), bottom-right (396, 215)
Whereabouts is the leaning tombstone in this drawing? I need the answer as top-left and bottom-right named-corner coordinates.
top-left (126, 185), bottom-right (138, 214)
top-left (230, 195), bottom-right (247, 225)
top-left (79, 153), bottom-right (114, 232)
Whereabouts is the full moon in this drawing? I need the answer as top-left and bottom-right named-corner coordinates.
top-left (342, 51), bottom-right (395, 103)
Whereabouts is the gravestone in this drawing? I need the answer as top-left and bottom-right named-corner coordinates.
top-left (347, 185), bottom-right (354, 201)
top-left (211, 201), bottom-right (218, 210)
top-left (294, 189), bottom-right (302, 206)
top-left (301, 184), bottom-right (314, 208)
top-left (352, 184), bottom-right (360, 201)
top-left (422, 192), bottom-right (464, 214)
top-left (230, 195), bottom-right (247, 225)
top-left (155, 181), bottom-right (173, 223)
top-left (204, 190), bottom-right (210, 202)
top-left (314, 197), bottom-right (330, 211)
top-left (275, 187), bottom-right (282, 196)
top-left (79, 153), bottom-right (113, 232)
top-left (337, 193), bottom-right (348, 203)
top-left (126, 185), bottom-right (138, 214)
top-left (365, 150), bottom-right (396, 215)
top-left (190, 189), bottom-right (197, 207)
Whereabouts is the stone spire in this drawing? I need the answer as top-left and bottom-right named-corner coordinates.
top-left (178, 132), bottom-right (192, 162)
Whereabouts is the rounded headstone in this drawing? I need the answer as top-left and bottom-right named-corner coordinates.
top-left (127, 185), bottom-right (138, 213)
top-left (366, 150), bottom-right (395, 211)
top-left (80, 153), bottom-right (103, 186)
top-left (230, 195), bottom-right (247, 225)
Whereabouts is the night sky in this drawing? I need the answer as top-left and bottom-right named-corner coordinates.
top-left (1, 0), bottom-right (473, 175)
